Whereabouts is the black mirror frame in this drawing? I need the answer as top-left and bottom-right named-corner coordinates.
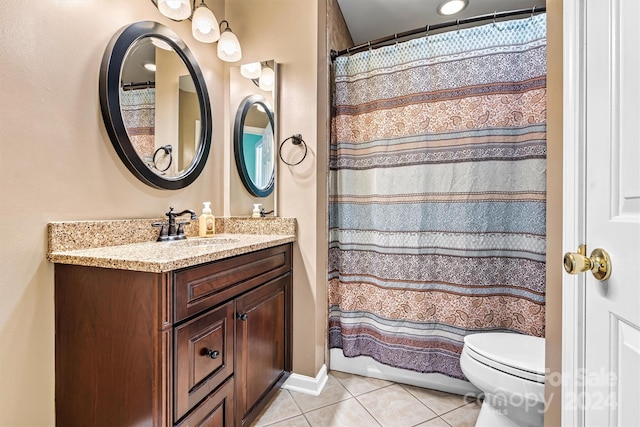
top-left (99, 21), bottom-right (212, 190)
top-left (233, 94), bottom-right (275, 197)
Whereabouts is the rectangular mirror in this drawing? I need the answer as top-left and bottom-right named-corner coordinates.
top-left (229, 60), bottom-right (278, 216)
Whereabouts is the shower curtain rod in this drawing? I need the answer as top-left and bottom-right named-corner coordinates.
top-left (330, 6), bottom-right (546, 60)
top-left (121, 81), bottom-right (156, 91)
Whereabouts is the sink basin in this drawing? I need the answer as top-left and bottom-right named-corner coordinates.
top-left (164, 237), bottom-right (240, 247)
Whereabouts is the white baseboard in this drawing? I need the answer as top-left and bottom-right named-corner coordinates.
top-left (282, 364), bottom-right (328, 396)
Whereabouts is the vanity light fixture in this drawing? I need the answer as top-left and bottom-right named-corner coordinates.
top-left (157, 0), bottom-right (192, 20)
top-left (258, 66), bottom-right (275, 91)
top-left (151, 0), bottom-right (241, 61)
top-left (437, 0), bottom-right (468, 15)
top-left (192, 0), bottom-right (220, 43)
top-left (217, 20), bottom-right (242, 62)
top-left (240, 62), bottom-right (275, 92)
top-left (240, 62), bottom-right (262, 79)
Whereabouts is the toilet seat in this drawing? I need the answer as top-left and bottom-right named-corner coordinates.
top-left (463, 333), bottom-right (545, 383)
top-left (460, 333), bottom-right (546, 427)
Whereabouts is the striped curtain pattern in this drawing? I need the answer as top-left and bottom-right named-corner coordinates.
top-left (328, 14), bottom-right (547, 379)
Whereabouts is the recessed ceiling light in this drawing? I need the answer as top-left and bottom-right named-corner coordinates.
top-left (150, 37), bottom-right (174, 52)
top-left (143, 62), bottom-right (157, 72)
top-left (437, 0), bottom-right (468, 16)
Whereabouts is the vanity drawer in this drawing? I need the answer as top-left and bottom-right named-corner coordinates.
top-left (175, 377), bottom-right (234, 427)
top-left (174, 301), bottom-right (234, 422)
top-left (173, 244), bottom-right (291, 322)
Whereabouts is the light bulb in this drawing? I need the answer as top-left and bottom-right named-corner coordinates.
top-left (158, 0), bottom-right (191, 20)
top-left (259, 67), bottom-right (275, 91)
top-left (240, 62), bottom-right (262, 79)
top-left (192, 3), bottom-right (220, 43)
top-left (221, 41), bottom-right (235, 55)
top-left (217, 28), bottom-right (242, 62)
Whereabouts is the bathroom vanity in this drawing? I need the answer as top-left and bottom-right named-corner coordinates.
top-left (48, 218), bottom-right (295, 427)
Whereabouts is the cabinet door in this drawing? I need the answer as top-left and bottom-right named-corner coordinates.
top-left (55, 265), bottom-right (170, 427)
top-left (235, 274), bottom-right (291, 426)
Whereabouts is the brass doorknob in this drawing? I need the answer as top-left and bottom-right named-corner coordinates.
top-left (563, 245), bottom-right (612, 281)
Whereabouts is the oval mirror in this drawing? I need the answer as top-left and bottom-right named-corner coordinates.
top-left (99, 21), bottom-right (212, 189)
top-left (233, 94), bottom-right (275, 197)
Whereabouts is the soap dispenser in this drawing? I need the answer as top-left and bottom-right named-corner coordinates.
top-left (199, 202), bottom-right (216, 237)
top-left (252, 204), bottom-right (262, 218)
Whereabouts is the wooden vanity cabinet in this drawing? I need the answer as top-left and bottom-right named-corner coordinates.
top-left (55, 244), bottom-right (292, 427)
top-left (235, 275), bottom-right (289, 426)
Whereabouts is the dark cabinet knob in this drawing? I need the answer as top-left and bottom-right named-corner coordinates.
top-left (205, 349), bottom-right (220, 359)
top-left (237, 313), bottom-right (248, 321)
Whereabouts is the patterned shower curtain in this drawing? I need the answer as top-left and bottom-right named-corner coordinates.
top-left (120, 87), bottom-right (156, 162)
top-left (329, 14), bottom-right (547, 380)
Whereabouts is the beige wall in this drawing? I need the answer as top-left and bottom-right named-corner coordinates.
top-left (179, 89), bottom-right (200, 171)
top-left (223, 0), bottom-right (350, 378)
top-left (156, 47), bottom-right (187, 176)
top-left (327, 0), bottom-right (354, 54)
top-left (0, 0), bottom-right (225, 424)
top-left (224, 0), bottom-right (325, 378)
top-left (545, 0), bottom-right (563, 425)
top-left (228, 62), bottom-right (275, 216)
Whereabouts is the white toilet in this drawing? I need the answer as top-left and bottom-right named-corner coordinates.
top-left (460, 332), bottom-right (545, 427)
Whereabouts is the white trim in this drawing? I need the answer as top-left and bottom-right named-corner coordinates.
top-left (281, 364), bottom-right (329, 396)
top-left (244, 125), bottom-right (265, 135)
top-left (561, 0), bottom-right (587, 425)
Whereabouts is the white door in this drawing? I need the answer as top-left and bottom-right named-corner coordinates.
top-left (569, 0), bottom-right (640, 425)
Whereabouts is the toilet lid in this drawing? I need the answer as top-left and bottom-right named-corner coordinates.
top-left (463, 332), bottom-right (545, 383)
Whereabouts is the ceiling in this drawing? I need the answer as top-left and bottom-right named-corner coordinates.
top-left (336, 0), bottom-right (545, 45)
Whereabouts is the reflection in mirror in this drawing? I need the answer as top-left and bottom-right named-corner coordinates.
top-left (100, 21), bottom-right (212, 190)
top-left (120, 36), bottom-right (201, 177)
top-left (234, 95), bottom-right (274, 197)
top-left (229, 60), bottom-right (277, 216)
top-left (244, 105), bottom-right (273, 187)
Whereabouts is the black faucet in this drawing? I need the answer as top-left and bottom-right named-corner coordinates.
top-left (153, 207), bottom-right (197, 241)
top-left (260, 208), bottom-right (274, 218)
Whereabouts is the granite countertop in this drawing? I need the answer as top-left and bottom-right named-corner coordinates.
top-left (47, 217), bottom-right (296, 273)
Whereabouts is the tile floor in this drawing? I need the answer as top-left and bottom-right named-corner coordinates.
top-left (250, 371), bottom-right (481, 427)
